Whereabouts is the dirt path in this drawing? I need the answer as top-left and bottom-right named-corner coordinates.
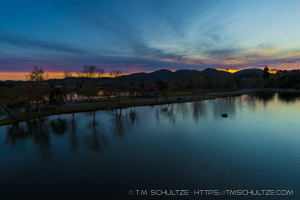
top-left (64, 89), bottom-right (259, 107)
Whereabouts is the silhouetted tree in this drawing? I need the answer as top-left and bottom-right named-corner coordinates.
top-left (77, 65), bottom-right (105, 107)
top-left (25, 66), bottom-right (49, 114)
top-left (103, 86), bottom-right (114, 101)
top-left (263, 66), bottom-right (270, 79)
top-left (49, 88), bottom-right (65, 111)
top-left (0, 85), bottom-right (25, 120)
top-left (265, 77), bottom-right (278, 89)
top-left (191, 70), bottom-right (205, 95)
top-left (155, 80), bottom-right (168, 91)
top-left (63, 70), bottom-right (76, 110)
top-left (109, 69), bottom-right (123, 107)
top-left (78, 84), bottom-right (99, 100)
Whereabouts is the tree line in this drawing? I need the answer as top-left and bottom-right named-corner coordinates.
top-left (0, 65), bottom-right (123, 120)
top-left (1, 65), bottom-right (300, 121)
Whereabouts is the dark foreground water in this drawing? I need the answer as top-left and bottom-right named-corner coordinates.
top-left (1, 92), bottom-right (300, 200)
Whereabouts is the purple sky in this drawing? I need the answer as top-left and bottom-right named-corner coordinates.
top-left (1, 0), bottom-right (300, 80)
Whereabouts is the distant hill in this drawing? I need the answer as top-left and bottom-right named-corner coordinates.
top-left (120, 68), bottom-right (229, 81)
top-left (201, 68), bottom-right (228, 76)
top-left (234, 69), bottom-right (264, 75)
top-left (7, 68), bottom-right (232, 85)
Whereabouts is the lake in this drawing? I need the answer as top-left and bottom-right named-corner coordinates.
top-left (1, 92), bottom-right (299, 199)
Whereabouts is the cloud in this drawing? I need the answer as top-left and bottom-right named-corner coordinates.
top-left (203, 49), bottom-right (240, 58)
top-left (50, 0), bottom-right (240, 65)
top-left (2, 0), bottom-right (300, 75)
top-left (280, 60), bottom-right (296, 63)
top-left (0, 35), bottom-right (89, 55)
top-left (257, 43), bottom-right (275, 49)
top-left (253, 64), bottom-right (270, 68)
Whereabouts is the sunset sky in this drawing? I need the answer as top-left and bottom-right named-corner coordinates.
top-left (1, 0), bottom-right (300, 80)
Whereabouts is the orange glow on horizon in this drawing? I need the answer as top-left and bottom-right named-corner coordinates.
top-left (0, 68), bottom-right (295, 81)
top-left (217, 69), bottom-right (239, 73)
top-left (0, 72), bottom-right (129, 81)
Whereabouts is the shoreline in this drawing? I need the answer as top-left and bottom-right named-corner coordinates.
top-left (0, 89), bottom-right (295, 126)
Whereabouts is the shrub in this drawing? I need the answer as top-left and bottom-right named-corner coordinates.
top-left (294, 84), bottom-right (300, 91)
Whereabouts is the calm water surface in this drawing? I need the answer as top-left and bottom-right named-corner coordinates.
top-left (1, 93), bottom-right (300, 199)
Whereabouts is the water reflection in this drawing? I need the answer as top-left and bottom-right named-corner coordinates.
top-left (160, 104), bottom-right (176, 125)
top-left (6, 122), bottom-right (31, 149)
top-left (50, 118), bottom-right (69, 135)
top-left (277, 92), bottom-right (300, 103)
top-left (246, 92), bottom-right (276, 107)
top-left (212, 97), bottom-right (236, 119)
top-left (192, 101), bottom-right (207, 122)
top-left (108, 108), bottom-right (139, 137)
top-left (1, 92), bottom-right (300, 199)
top-left (176, 102), bottom-right (188, 119)
top-left (84, 111), bottom-right (108, 152)
top-left (68, 113), bottom-right (78, 152)
top-left (129, 108), bottom-right (139, 126)
top-left (2, 92), bottom-right (300, 161)
top-left (6, 117), bottom-right (53, 161)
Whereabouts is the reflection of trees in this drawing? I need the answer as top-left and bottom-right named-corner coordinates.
top-left (163, 104), bottom-right (176, 125)
top-left (192, 101), bottom-right (207, 122)
top-left (50, 117), bottom-right (69, 135)
top-left (6, 122), bottom-right (31, 150)
top-left (254, 92), bottom-right (275, 102)
top-left (128, 108), bottom-right (139, 126)
top-left (277, 92), bottom-right (300, 103)
top-left (235, 95), bottom-right (243, 106)
top-left (5, 117), bottom-right (53, 162)
top-left (242, 92), bottom-right (276, 109)
top-left (176, 103), bottom-right (188, 119)
top-left (243, 94), bottom-right (257, 110)
top-left (156, 102), bottom-right (210, 125)
top-left (110, 109), bottom-right (130, 137)
top-left (212, 97), bottom-right (236, 119)
top-left (83, 110), bottom-right (108, 152)
top-left (108, 108), bottom-right (139, 137)
top-left (33, 117), bottom-right (52, 162)
top-left (155, 106), bottom-right (160, 124)
top-left (68, 113), bottom-right (79, 152)
top-left (247, 92), bottom-right (275, 107)
top-left (154, 104), bottom-right (176, 125)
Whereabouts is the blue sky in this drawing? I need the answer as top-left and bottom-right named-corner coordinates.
top-left (1, 0), bottom-right (300, 79)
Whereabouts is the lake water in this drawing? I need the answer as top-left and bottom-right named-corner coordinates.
top-left (1, 92), bottom-right (300, 199)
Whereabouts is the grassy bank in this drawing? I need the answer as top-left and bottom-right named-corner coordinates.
top-left (0, 90), bottom-right (260, 126)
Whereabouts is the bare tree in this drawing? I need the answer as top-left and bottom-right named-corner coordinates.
top-left (180, 74), bottom-right (189, 95)
top-left (103, 86), bottom-right (114, 101)
top-left (109, 70), bottom-right (123, 107)
top-left (77, 65), bottom-right (105, 107)
top-left (25, 66), bottom-right (49, 114)
top-left (167, 77), bottom-right (175, 100)
top-left (63, 70), bottom-right (76, 110)
top-left (0, 86), bottom-right (19, 120)
top-left (192, 70), bottom-right (205, 96)
top-left (109, 69), bottom-right (122, 79)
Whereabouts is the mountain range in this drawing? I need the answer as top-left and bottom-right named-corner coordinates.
top-left (2, 68), bottom-right (264, 85)
top-left (119, 68), bottom-right (264, 81)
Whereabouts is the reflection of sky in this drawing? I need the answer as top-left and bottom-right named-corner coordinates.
top-left (1, 93), bottom-right (300, 198)
top-left (1, 0), bottom-right (300, 80)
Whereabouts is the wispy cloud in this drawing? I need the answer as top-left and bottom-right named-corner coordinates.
top-left (1, 0), bottom-right (300, 74)
top-left (0, 35), bottom-right (89, 55)
top-left (280, 60), bottom-right (297, 63)
top-left (253, 64), bottom-right (270, 68)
